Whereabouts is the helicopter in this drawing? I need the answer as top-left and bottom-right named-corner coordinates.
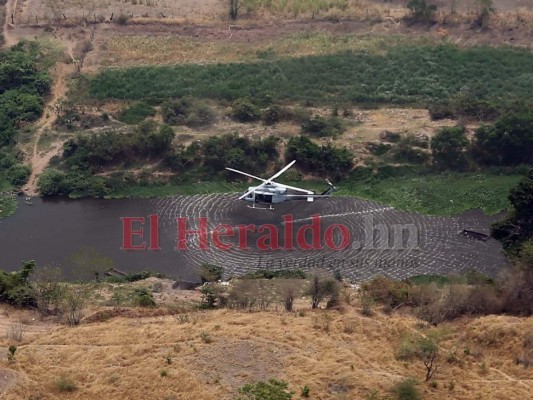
top-left (225, 160), bottom-right (337, 210)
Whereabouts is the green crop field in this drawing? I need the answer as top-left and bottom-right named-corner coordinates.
top-left (88, 45), bottom-right (533, 107)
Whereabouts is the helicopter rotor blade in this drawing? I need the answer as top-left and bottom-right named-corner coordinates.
top-left (236, 161), bottom-right (296, 200)
top-left (225, 168), bottom-right (267, 183)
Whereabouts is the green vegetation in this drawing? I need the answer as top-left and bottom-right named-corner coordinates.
top-left (339, 172), bottom-right (522, 215)
top-left (0, 261), bottom-right (36, 306)
top-left (431, 126), bottom-right (468, 170)
top-left (242, 269), bottom-right (306, 280)
top-left (285, 136), bottom-right (353, 180)
top-left (117, 101), bottom-right (156, 124)
top-left (88, 45), bottom-right (532, 114)
top-left (0, 193), bottom-right (17, 219)
top-left (236, 379), bottom-right (293, 400)
top-left (198, 264), bottom-right (224, 283)
top-left (390, 377), bottom-right (421, 400)
top-left (161, 97), bottom-right (216, 127)
top-left (492, 170), bottom-right (533, 253)
top-left (472, 112), bottom-right (533, 166)
top-left (0, 42), bottom-right (51, 210)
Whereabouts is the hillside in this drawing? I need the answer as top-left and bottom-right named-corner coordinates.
top-left (0, 277), bottom-right (533, 399)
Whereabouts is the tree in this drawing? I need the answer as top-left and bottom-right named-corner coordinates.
top-left (229, 0), bottom-right (240, 21)
top-left (31, 266), bottom-right (64, 316)
top-left (0, 261), bottom-right (36, 306)
top-left (406, 0), bottom-right (437, 22)
top-left (471, 112), bottom-right (533, 166)
top-left (277, 280), bottom-right (300, 312)
top-left (63, 285), bottom-right (89, 326)
top-left (431, 126), bottom-right (469, 170)
top-left (492, 170), bottom-right (533, 252)
top-left (416, 337), bottom-right (439, 381)
top-left (305, 274), bottom-right (339, 309)
top-left (475, 0), bottom-right (493, 28)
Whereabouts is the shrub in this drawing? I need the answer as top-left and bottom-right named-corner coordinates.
top-left (301, 115), bottom-right (343, 138)
top-left (117, 101), bottom-right (156, 124)
top-left (7, 164), bottom-right (31, 186)
top-left (262, 105), bottom-right (285, 125)
top-left (161, 98), bottom-right (216, 127)
top-left (199, 264), bottom-right (224, 283)
top-left (471, 112), bottom-right (533, 166)
top-left (391, 377), bottom-right (420, 400)
top-left (236, 379), bottom-right (293, 400)
top-left (431, 126), bottom-right (469, 170)
top-left (285, 136), bottom-right (353, 180)
top-left (55, 376), bottom-right (77, 392)
top-left (0, 261), bottom-right (36, 306)
top-left (134, 288), bottom-right (156, 307)
top-left (305, 274), bottom-right (340, 309)
top-left (200, 284), bottom-right (218, 309)
top-left (231, 99), bottom-right (261, 122)
top-left (406, 0), bottom-right (437, 22)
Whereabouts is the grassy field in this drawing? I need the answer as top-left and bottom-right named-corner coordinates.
top-left (88, 45), bottom-right (533, 107)
top-left (104, 173), bottom-right (522, 216)
top-left (340, 173), bottom-right (523, 215)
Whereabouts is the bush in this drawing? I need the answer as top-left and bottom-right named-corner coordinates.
top-left (7, 164), bottom-right (31, 186)
top-left (0, 261), bottom-right (36, 306)
top-left (285, 136), bottom-right (353, 180)
top-left (262, 105), bottom-right (285, 125)
top-left (161, 98), bottom-right (216, 127)
top-left (200, 284), bottom-right (218, 309)
top-left (431, 126), bottom-right (469, 170)
top-left (231, 99), bottom-right (261, 122)
top-left (55, 377), bottom-right (77, 392)
top-left (199, 264), bottom-right (224, 283)
top-left (236, 379), bottom-right (293, 400)
top-left (471, 112), bottom-right (533, 166)
top-left (134, 288), bottom-right (156, 307)
top-left (391, 377), bottom-right (420, 400)
top-left (117, 101), bottom-right (156, 124)
top-left (301, 115), bottom-right (343, 138)
top-left (305, 274), bottom-right (340, 309)
top-left (406, 0), bottom-right (437, 22)
top-left (242, 269), bottom-right (306, 280)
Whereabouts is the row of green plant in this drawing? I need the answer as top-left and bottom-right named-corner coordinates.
top-left (87, 45), bottom-right (532, 117)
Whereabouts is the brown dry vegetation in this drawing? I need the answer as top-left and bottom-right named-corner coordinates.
top-left (0, 278), bottom-right (532, 399)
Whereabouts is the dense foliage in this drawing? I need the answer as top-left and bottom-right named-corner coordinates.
top-left (492, 170), bottom-right (533, 253)
top-left (285, 136), bottom-right (353, 179)
top-left (88, 45), bottom-right (532, 115)
top-left (471, 112), bottom-right (533, 166)
top-left (0, 261), bottom-right (36, 306)
top-left (0, 42), bottom-right (50, 189)
top-left (431, 126), bottom-right (469, 170)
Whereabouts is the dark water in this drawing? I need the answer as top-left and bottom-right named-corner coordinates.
top-left (0, 196), bottom-right (196, 280)
top-left (0, 194), bottom-right (509, 282)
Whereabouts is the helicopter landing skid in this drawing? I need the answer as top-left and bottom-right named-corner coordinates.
top-left (247, 204), bottom-right (274, 210)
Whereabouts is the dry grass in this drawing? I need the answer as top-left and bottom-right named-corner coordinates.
top-left (96, 32), bottom-right (424, 67)
top-left (0, 283), bottom-right (532, 399)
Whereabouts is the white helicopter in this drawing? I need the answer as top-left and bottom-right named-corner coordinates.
top-left (225, 160), bottom-right (336, 209)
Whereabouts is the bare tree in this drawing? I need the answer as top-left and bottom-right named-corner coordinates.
top-left (63, 286), bottom-right (89, 326)
top-left (305, 273), bottom-right (339, 309)
top-left (31, 266), bottom-right (64, 316)
top-left (277, 280), bottom-right (301, 312)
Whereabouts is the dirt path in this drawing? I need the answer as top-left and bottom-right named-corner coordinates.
top-left (24, 60), bottom-right (75, 196)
